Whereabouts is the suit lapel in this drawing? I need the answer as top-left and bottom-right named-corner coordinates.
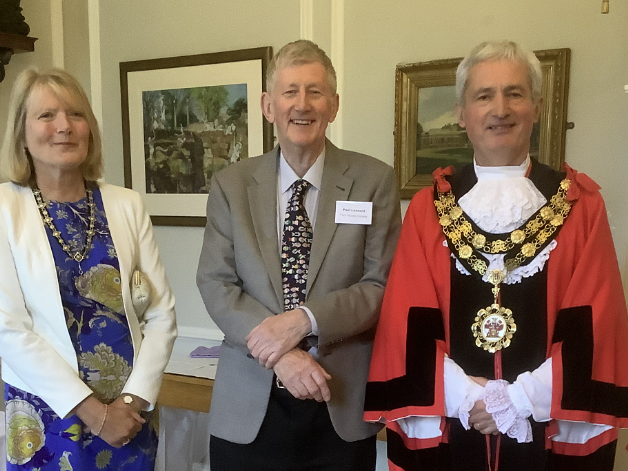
top-left (307, 142), bottom-right (352, 293)
top-left (248, 149), bottom-right (284, 305)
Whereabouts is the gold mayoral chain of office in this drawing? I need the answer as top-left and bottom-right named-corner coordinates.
top-left (33, 186), bottom-right (96, 263)
top-left (434, 177), bottom-right (573, 353)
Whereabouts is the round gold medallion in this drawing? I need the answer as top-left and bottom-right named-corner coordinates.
top-left (459, 245), bottom-right (473, 259)
top-left (449, 206), bottom-right (463, 220)
top-left (472, 233), bottom-right (486, 248)
top-left (510, 229), bottom-right (525, 244)
top-left (471, 304), bottom-right (516, 353)
top-left (521, 243), bottom-right (536, 257)
top-left (540, 207), bottom-right (554, 220)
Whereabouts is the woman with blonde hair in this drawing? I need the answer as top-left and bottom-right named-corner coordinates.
top-left (0, 68), bottom-right (177, 470)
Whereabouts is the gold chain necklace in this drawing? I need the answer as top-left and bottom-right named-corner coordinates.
top-left (33, 187), bottom-right (96, 263)
top-left (434, 177), bottom-right (573, 353)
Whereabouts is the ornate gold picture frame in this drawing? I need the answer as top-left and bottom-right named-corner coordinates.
top-left (394, 48), bottom-right (571, 199)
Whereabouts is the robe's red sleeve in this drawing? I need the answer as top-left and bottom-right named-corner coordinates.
top-left (364, 187), bottom-right (451, 424)
top-left (547, 168), bottom-right (628, 428)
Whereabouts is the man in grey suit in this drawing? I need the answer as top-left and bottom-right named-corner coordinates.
top-left (197, 39), bottom-right (401, 471)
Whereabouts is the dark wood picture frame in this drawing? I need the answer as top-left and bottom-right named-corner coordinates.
top-left (120, 46), bottom-right (273, 226)
top-left (394, 48), bottom-right (571, 200)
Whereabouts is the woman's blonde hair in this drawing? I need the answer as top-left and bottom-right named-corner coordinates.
top-left (0, 68), bottom-right (103, 185)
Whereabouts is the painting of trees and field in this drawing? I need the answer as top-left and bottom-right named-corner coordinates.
top-left (142, 83), bottom-right (248, 194)
top-left (416, 85), bottom-right (540, 175)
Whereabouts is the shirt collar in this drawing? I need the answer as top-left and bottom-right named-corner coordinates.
top-left (279, 150), bottom-right (325, 194)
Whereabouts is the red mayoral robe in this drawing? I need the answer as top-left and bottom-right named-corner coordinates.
top-left (365, 161), bottom-right (628, 471)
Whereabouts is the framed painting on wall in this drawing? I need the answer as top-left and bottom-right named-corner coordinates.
top-left (393, 48), bottom-right (571, 200)
top-left (120, 46), bottom-right (274, 226)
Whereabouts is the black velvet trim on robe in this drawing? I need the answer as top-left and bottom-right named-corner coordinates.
top-left (552, 305), bottom-right (628, 417)
top-left (364, 307), bottom-right (445, 412)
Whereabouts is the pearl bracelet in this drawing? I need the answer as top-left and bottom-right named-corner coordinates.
top-left (94, 404), bottom-right (108, 436)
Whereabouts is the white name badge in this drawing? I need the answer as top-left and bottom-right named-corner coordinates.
top-left (335, 201), bottom-right (373, 225)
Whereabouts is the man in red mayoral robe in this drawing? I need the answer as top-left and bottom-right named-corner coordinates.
top-left (365, 40), bottom-right (628, 471)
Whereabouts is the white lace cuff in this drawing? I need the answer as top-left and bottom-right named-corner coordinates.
top-left (458, 382), bottom-right (484, 430)
top-left (484, 380), bottom-right (533, 443)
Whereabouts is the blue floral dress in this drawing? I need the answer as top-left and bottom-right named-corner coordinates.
top-left (4, 187), bottom-right (157, 471)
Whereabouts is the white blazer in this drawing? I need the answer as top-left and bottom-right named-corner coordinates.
top-left (0, 182), bottom-right (177, 418)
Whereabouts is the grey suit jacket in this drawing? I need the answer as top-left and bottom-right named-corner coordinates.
top-left (196, 140), bottom-right (401, 443)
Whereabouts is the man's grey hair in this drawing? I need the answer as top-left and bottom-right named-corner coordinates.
top-left (266, 39), bottom-right (337, 94)
top-left (456, 40), bottom-right (542, 107)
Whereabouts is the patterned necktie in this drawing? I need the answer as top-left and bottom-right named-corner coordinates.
top-left (281, 179), bottom-right (313, 311)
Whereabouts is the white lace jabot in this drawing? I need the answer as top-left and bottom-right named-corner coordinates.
top-left (451, 156), bottom-right (557, 284)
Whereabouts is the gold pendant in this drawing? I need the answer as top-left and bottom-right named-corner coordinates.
top-left (472, 304), bottom-right (516, 353)
top-left (471, 269), bottom-right (516, 353)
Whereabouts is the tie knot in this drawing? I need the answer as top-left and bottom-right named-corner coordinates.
top-left (291, 179), bottom-right (311, 201)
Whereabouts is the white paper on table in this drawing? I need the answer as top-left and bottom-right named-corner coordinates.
top-left (164, 359), bottom-right (218, 379)
top-left (164, 336), bottom-right (221, 380)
